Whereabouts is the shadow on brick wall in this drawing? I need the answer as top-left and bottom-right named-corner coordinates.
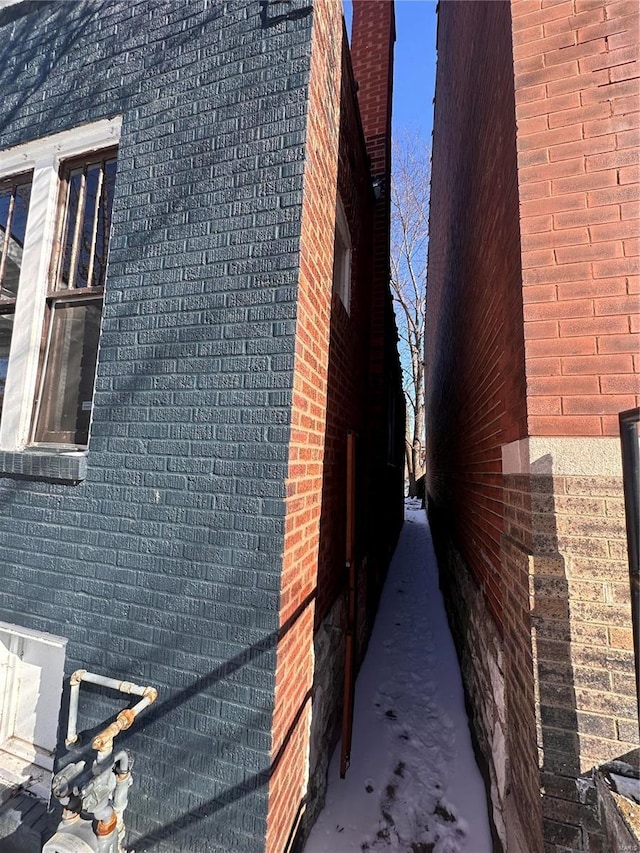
top-left (429, 454), bottom-right (607, 852)
top-left (530, 454), bottom-right (635, 852)
top-left (0, 1), bottom-right (227, 150)
top-left (50, 591), bottom-right (317, 851)
top-left (526, 459), bottom-right (587, 852)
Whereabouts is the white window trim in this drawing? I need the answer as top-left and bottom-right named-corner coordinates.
top-left (0, 117), bottom-right (122, 453)
top-left (334, 196), bottom-right (352, 314)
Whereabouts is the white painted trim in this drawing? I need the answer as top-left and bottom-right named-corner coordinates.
top-left (0, 620), bottom-right (67, 648)
top-left (0, 117), bottom-right (123, 452)
top-left (334, 196), bottom-right (352, 313)
top-left (501, 437), bottom-right (623, 477)
top-left (0, 159), bottom-right (59, 450)
top-left (0, 116), bottom-right (123, 176)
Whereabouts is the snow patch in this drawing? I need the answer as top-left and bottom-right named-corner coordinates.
top-left (304, 500), bottom-right (492, 853)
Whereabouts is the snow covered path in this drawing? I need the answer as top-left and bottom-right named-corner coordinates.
top-left (304, 499), bottom-right (493, 853)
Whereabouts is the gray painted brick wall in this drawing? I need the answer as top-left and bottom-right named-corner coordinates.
top-left (0, 1), bottom-right (314, 850)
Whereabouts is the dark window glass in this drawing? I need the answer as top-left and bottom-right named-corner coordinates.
top-left (0, 177), bottom-right (31, 301)
top-left (33, 149), bottom-right (117, 446)
top-left (56, 153), bottom-right (117, 292)
top-left (0, 314), bottom-right (14, 416)
top-left (59, 169), bottom-right (82, 289)
top-left (93, 158), bottom-right (117, 289)
top-left (34, 301), bottom-right (102, 445)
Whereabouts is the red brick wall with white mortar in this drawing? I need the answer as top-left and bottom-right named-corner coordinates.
top-left (314, 36), bottom-right (377, 628)
top-left (425, 1), bottom-right (529, 626)
top-left (512, 0), bottom-right (640, 433)
top-left (265, 1), bottom-right (399, 849)
top-left (266, 0), bottom-right (402, 846)
top-left (351, 0), bottom-right (404, 583)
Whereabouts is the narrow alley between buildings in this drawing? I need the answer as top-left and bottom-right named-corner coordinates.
top-left (304, 500), bottom-right (493, 853)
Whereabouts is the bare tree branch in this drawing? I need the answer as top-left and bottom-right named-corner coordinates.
top-left (390, 127), bottom-right (430, 496)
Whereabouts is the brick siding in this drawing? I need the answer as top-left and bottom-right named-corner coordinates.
top-left (314, 28), bottom-right (377, 628)
top-left (0, 2), bottom-right (314, 850)
top-left (351, 0), bottom-right (405, 585)
top-left (297, 2), bottom-right (403, 845)
top-left (279, 1), bottom-right (402, 846)
top-left (0, 2), bottom-right (402, 851)
top-left (427, 1), bottom-right (639, 851)
top-left (425, 0), bottom-right (528, 626)
top-left (512, 0), bottom-right (640, 435)
top-left (503, 469), bottom-right (637, 852)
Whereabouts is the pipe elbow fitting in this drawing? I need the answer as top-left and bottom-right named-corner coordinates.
top-left (143, 686), bottom-right (158, 703)
top-left (70, 669), bottom-right (86, 686)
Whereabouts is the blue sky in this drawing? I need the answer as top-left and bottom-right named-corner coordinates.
top-left (344, 0), bottom-right (438, 142)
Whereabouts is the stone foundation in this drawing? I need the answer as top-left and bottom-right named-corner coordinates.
top-left (431, 437), bottom-right (640, 853)
top-left (438, 534), bottom-right (534, 853)
top-left (304, 594), bottom-right (346, 837)
top-left (297, 559), bottom-right (382, 850)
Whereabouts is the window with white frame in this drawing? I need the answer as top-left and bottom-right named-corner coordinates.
top-left (0, 117), bottom-right (121, 453)
top-left (0, 622), bottom-right (66, 797)
top-left (332, 196), bottom-right (352, 313)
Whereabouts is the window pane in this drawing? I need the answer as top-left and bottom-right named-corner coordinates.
top-left (75, 164), bottom-right (101, 289)
top-left (57, 155), bottom-right (117, 291)
top-left (332, 230), bottom-right (350, 309)
top-left (0, 189), bottom-right (9, 224)
top-left (12, 184), bottom-right (31, 246)
top-left (93, 158), bottom-right (117, 289)
top-left (35, 301), bottom-right (102, 445)
top-left (0, 181), bottom-right (31, 300)
top-left (0, 188), bottom-right (11, 297)
top-left (0, 313), bottom-right (14, 417)
top-left (59, 169), bottom-right (82, 289)
top-left (332, 231), bottom-right (346, 288)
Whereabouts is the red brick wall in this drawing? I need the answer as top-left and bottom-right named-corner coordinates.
top-left (266, 2), bottom-right (400, 847)
top-left (425, 1), bottom-right (528, 624)
top-left (351, 0), bottom-right (404, 580)
top-left (265, 1), bottom-right (343, 849)
top-left (351, 0), bottom-right (394, 180)
top-left (427, 2), bottom-right (639, 848)
top-left (512, 0), bottom-right (640, 434)
top-left (315, 37), bottom-right (376, 627)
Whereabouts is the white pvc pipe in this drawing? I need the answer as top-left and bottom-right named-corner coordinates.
top-left (77, 672), bottom-right (147, 696)
top-left (65, 670), bottom-right (153, 748)
top-left (66, 680), bottom-right (81, 746)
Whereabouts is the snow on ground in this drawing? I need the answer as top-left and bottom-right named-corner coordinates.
top-left (304, 499), bottom-right (493, 853)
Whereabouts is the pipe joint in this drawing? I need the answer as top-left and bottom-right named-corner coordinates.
top-left (91, 709), bottom-right (136, 752)
top-left (70, 669), bottom-right (87, 686)
top-left (143, 685), bottom-right (158, 703)
top-left (95, 811), bottom-right (117, 837)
